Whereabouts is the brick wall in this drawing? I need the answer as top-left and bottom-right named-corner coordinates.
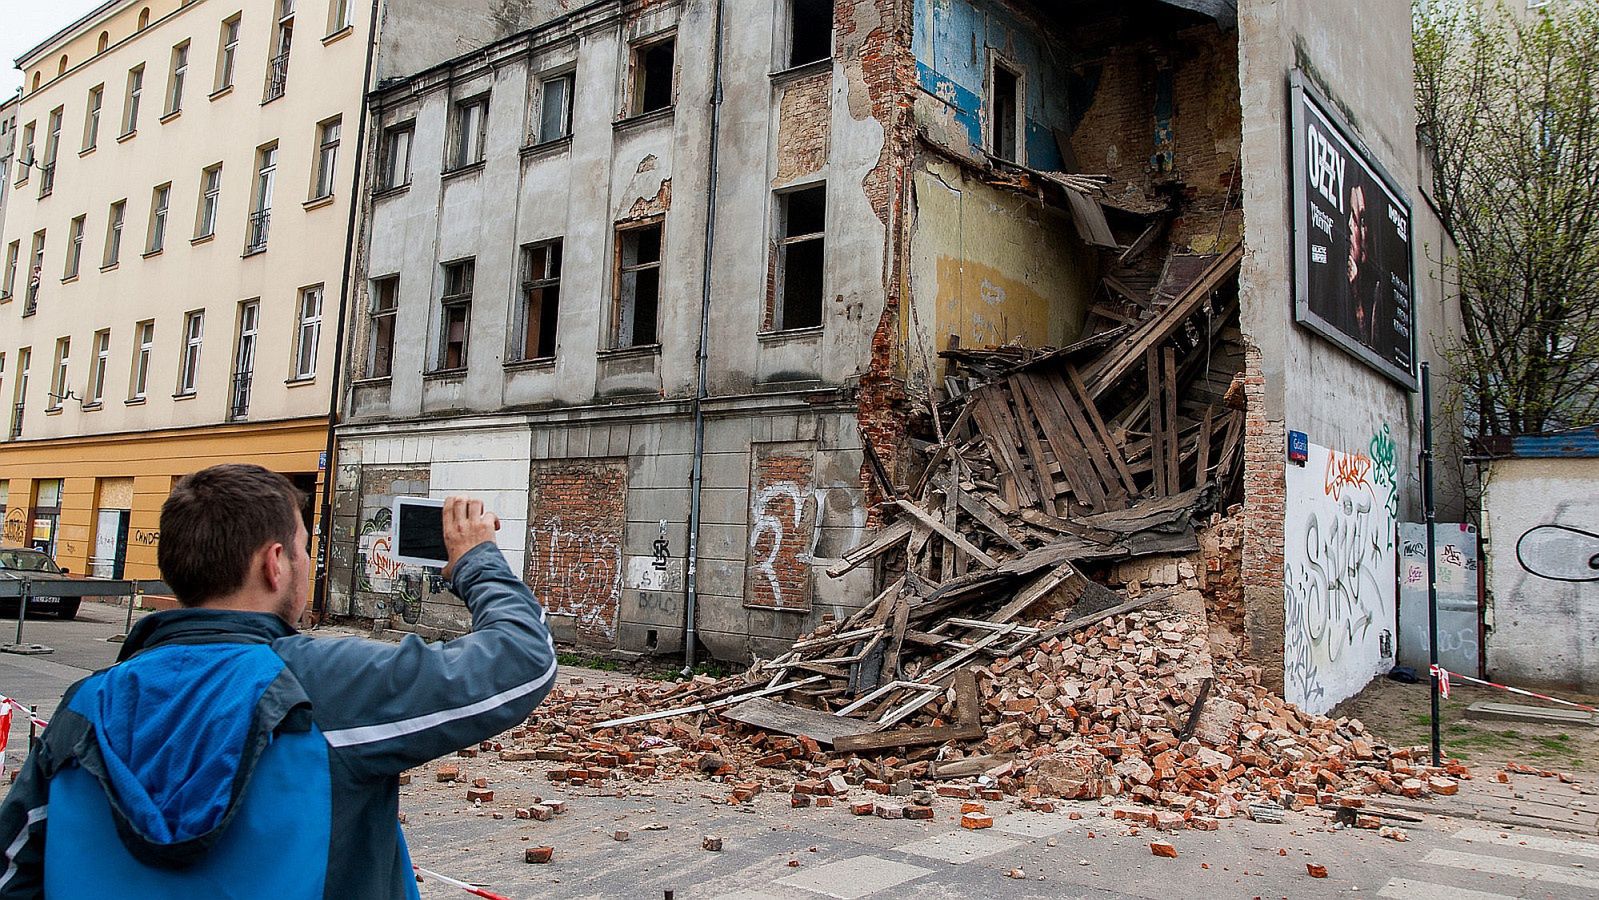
top-left (745, 447), bottom-right (817, 611)
top-left (1239, 344), bottom-right (1286, 692)
top-left (843, 0), bottom-right (917, 516)
top-left (526, 459), bottom-right (628, 647)
top-left (1067, 24), bottom-right (1243, 259)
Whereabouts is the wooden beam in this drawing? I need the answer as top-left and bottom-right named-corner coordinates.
top-left (893, 500), bottom-right (1000, 569)
top-left (834, 720), bottom-right (985, 754)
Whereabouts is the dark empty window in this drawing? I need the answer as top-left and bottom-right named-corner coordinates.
top-left (369, 275), bottom-right (398, 377)
top-left (616, 223), bottom-right (662, 347)
top-left (438, 259), bottom-right (474, 370)
top-left (790, 0), bottom-right (833, 68)
top-left (634, 39), bottom-right (675, 115)
top-left (776, 185), bottom-right (826, 330)
top-left (517, 241), bottom-right (562, 360)
top-left (991, 63), bottom-right (1020, 162)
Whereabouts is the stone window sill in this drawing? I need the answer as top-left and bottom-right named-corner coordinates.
top-left (322, 26), bottom-right (354, 46)
top-left (372, 182), bottom-right (409, 200)
top-left (613, 107), bottom-right (674, 134)
top-left (423, 367), bottom-right (467, 382)
top-left (597, 343), bottom-right (661, 359)
top-left (303, 194), bottom-right (336, 211)
top-left (770, 57), bottom-right (833, 85)
top-left (520, 135), bottom-right (572, 160)
top-left (117, 130), bottom-right (137, 143)
top-left (210, 85), bottom-right (234, 102)
top-left (442, 160), bottom-right (486, 181)
top-left (758, 325), bottom-right (824, 345)
top-left (160, 109), bottom-right (181, 124)
top-left (504, 357), bottom-right (556, 372)
top-left (285, 376), bottom-right (317, 387)
top-left (124, 396), bottom-right (147, 406)
top-left (191, 233), bottom-right (215, 246)
top-left (172, 391), bottom-right (197, 401)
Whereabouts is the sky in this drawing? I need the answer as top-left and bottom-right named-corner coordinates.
top-left (0, 0), bottom-right (106, 98)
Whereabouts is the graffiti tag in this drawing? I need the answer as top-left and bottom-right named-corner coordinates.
top-left (1322, 449), bottom-right (1372, 502)
top-left (527, 516), bottom-right (623, 641)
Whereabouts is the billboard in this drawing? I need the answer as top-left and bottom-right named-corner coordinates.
top-left (1291, 71), bottom-right (1418, 390)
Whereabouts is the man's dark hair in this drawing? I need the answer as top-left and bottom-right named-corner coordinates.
top-left (159, 464), bottom-right (306, 606)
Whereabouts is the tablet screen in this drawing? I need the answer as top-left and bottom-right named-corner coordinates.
top-left (394, 499), bottom-right (448, 566)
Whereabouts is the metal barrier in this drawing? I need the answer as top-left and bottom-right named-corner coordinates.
top-left (0, 577), bottom-right (171, 654)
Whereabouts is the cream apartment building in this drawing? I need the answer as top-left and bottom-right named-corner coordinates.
top-left (0, 0), bottom-right (370, 584)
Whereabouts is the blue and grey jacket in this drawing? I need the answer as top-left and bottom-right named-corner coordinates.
top-left (0, 541), bottom-right (557, 898)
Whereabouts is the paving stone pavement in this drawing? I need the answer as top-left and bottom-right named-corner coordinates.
top-left (4, 610), bottom-right (1598, 899)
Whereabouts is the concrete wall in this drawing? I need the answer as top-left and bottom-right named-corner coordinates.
top-left (1482, 457), bottom-right (1599, 691)
top-left (335, 0), bottom-right (897, 657)
top-left (374, 0), bottom-right (582, 83)
top-left (330, 401), bottom-right (876, 660)
top-left (1236, 0), bottom-right (1459, 706)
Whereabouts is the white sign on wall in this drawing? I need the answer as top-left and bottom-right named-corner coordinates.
top-left (1283, 428), bottom-right (1400, 715)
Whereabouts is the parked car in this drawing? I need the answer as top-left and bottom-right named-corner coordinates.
top-left (0, 547), bottom-right (82, 620)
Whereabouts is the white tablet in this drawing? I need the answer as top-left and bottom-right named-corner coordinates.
top-left (390, 496), bottom-right (449, 568)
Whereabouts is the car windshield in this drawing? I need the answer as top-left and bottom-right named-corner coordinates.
top-left (0, 550), bottom-right (62, 573)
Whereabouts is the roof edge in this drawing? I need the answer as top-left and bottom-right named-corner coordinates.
top-left (15, 0), bottom-right (130, 70)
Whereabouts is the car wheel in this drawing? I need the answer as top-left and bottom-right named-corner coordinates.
top-left (58, 600), bottom-right (81, 621)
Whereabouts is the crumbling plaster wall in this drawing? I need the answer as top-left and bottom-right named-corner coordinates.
top-left (1235, 0), bottom-right (1458, 703)
top-left (376, 0), bottom-right (581, 82)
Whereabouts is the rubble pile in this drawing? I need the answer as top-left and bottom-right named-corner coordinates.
top-left (493, 238), bottom-right (1466, 827)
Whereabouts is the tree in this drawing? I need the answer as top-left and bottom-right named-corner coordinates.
top-left (1415, 0), bottom-right (1599, 436)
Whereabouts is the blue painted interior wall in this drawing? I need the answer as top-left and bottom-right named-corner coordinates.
top-left (912, 0), bottom-right (1075, 170)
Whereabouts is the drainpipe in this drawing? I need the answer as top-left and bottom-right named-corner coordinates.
top-left (311, 0), bottom-right (381, 622)
top-left (683, 0), bottom-right (727, 675)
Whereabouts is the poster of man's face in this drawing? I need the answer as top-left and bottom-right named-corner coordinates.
top-left (1294, 78), bottom-right (1417, 389)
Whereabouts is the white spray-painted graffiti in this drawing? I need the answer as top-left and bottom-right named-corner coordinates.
top-left (527, 516), bottom-right (623, 641)
top-left (1283, 433), bottom-right (1399, 715)
top-left (747, 480), bottom-right (868, 610)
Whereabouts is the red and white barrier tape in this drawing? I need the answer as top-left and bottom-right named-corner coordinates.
top-left (1430, 665), bottom-right (1599, 713)
top-left (1, 698), bottom-right (51, 730)
top-left (413, 865), bottom-right (514, 900)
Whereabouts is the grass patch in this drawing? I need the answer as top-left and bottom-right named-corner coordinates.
top-left (557, 652), bottom-right (623, 672)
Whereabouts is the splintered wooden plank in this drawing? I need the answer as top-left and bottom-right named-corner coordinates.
top-left (1147, 346), bottom-right (1169, 496)
top-left (1064, 364), bottom-right (1139, 497)
top-left (893, 500), bottom-right (1000, 569)
top-left (987, 559), bottom-right (1088, 626)
top-left (827, 520), bottom-right (914, 578)
top-left (1163, 346), bottom-right (1180, 494)
top-left (833, 720), bottom-right (985, 754)
top-left (970, 390), bottom-right (1038, 508)
top-left (942, 478), bottom-right (1027, 551)
top-left (721, 698), bottom-right (877, 746)
top-left (1195, 404), bottom-right (1215, 489)
top-left (1038, 371), bottom-right (1127, 506)
top-left (1014, 373), bottom-right (1105, 511)
top-left (1005, 378), bottom-right (1070, 510)
top-left (593, 676), bottom-right (827, 728)
top-left (1083, 242), bottom-right (1243, 399)
top-left (992, 384), bottom-right (1054, 506)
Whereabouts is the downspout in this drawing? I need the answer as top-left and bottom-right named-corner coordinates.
top-left (312, 0), bottom-right (381, 622)
top-left (683, 0), bottom-right (727, 675)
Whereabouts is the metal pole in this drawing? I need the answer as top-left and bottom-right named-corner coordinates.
top-left (13, 580), bottom-right (28, 647)
top-left (28, 705), bottom-right (37, 749)
top-left (1422, 362), bottom-right (1442, 767)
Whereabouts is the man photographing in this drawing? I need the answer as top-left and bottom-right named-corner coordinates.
top-left (0, 464), bottom-right (556, 898)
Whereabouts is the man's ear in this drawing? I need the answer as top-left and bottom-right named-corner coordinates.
top-left (261, 542), bottom-right (288, 594)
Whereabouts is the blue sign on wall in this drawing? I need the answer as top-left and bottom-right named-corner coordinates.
top-left (1288, 430), bottom-right (1310, 465)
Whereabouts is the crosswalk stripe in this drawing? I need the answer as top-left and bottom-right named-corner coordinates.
top-left (1377, 878), bottom-right (1514, 900)
top-left (1454, 826), bottom-right (1599, 860)
top-left (1423, 848), bottom-right (1599, 889)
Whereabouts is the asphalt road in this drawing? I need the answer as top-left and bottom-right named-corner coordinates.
top-left (2, 604), bottom-right (1597, 899)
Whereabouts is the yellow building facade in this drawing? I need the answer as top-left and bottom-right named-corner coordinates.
top-left (1, 0), bottom-right (370, 585)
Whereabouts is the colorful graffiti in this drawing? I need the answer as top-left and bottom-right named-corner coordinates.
top-left (1284, 432), bottom-right (1399, 715)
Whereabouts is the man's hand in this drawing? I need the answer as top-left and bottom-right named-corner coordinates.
top-left (442, 496), bottom-right (501, 579)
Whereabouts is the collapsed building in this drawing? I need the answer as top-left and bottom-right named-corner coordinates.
top-left (327, 0), bottom-right (1461, 717)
